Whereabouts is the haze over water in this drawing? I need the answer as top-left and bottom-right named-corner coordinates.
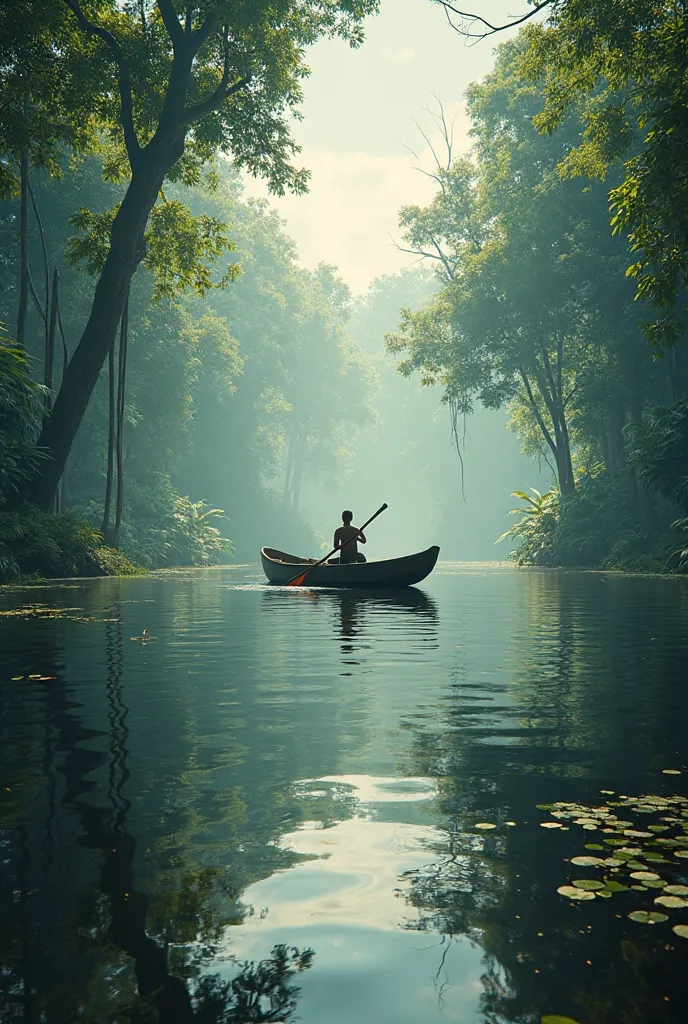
top-left (2, 564), bottom-right (688, 1021)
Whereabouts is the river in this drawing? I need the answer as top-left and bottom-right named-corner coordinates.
top-left (1, 563), bottom-right (688, 1023)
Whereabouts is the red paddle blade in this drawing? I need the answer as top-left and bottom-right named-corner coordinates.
top-left (286, 572), bottom-right (308, 587)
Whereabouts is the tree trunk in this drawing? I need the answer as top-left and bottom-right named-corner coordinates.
top-left (102, 339), bottom-right (116, 540)
top-left (45, 268), bottom-right (58, 405)
top-left (24, 137), bottom-right (182, 509)
top-left (16, 151), bottom-right (29, 348)
top-left (113, 293), bottom-right (129, 549)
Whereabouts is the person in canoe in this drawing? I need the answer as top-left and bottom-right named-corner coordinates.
top-left (332, 510), bottom-right (367, 563)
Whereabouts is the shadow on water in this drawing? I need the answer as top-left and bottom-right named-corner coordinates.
top-left (0, 611), bottom-right (314, 1024)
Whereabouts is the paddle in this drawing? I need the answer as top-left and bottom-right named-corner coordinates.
top-left (285, 503), bottom-right (388, 587)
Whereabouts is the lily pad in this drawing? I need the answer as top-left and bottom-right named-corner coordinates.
top-left (571, 879), bottom-right (605, 891)
top-left (665, 884), bottom-right (688, 895)
top-left (602, 880), bottom-right (629, 893)
top-left (673, 924), bottom-right (688, 939)
top-left (662, 769), bottom-right (681, 775)
top-left (541, 1017), bottom-right (582, 1024)
top-left (643, 878), bottom-right (667, 889)
top-left (631, 885), bottom-right (648, 891)
top-left (474, 823), bottom-right (497, 830)
top-left (674, 850), bottom-right (688, 859)
top-left (628, 910), bottom-right (669, 924)
top-left (629, 871), bottom-right (660, 881)
top-left (541, 822), bottom-right (563, 829)
top-left (557, 885), bottom-right (596, 900)
top-left (584, 843), bottom-right (604, 851)
top-left (570, 856), bottom-right (605, 867)
top-left (654, 895), bottom-right (688, 908)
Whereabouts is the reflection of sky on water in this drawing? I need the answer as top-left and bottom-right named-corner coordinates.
top-left (217, 774), bottom-right (485, 1023)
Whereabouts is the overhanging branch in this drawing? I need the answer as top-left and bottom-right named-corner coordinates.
top-left (435, 0), bottom-right (554, 40)
top-left (62, 0), bottom-right (140, 165)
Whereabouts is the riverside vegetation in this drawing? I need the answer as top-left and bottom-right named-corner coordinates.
top-left (1, 0), bottom-right (688, 578)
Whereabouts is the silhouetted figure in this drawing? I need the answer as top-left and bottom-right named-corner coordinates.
top-left (332, 510), bottom-right (366, 564)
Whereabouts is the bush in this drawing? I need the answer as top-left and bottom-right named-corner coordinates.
top-left (500, 474), bottom-right (681, 571)
top-left (0, 506), bottom-right (141, 582)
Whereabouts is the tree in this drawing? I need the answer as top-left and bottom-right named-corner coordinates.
top-left (388, 41), bottom-right (653, 495)
top-left (434, 0), bottom-right (688, 347)
top-left (14, 0), bottom-right (379, 509)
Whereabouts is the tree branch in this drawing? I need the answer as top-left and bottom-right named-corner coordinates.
top-left (435, 0), bottom-right (554, 40)
top-left (520, 367), bottom-right (558, 458)
top-left (62, 0), bottom-right (140, 165)
top-left (182, 68), bottom-right (252, 126)
top-left (156, 0), bottom-right (184, 46)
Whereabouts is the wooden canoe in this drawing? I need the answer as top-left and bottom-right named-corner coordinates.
top-left (260, 545), bottom-right (440, 588)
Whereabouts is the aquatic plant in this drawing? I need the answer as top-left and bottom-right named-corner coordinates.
top-left (537, 785), bottom-right (688, 941)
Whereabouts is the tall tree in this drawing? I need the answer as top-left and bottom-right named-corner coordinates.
top-left (11, 0), bottom-right (378, 508)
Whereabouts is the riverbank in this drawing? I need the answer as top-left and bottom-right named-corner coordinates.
top-left (0, 506), bottom-right (141, 583)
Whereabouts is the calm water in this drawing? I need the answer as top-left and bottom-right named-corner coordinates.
top-left (1, 563), bottom-right (688, 1023)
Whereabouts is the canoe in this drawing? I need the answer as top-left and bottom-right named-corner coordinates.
top-left (260, 545), bottom-right (440, 588)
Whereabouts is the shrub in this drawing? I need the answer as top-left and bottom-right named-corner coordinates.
top-left (0, 506), bottom-right (140, 582)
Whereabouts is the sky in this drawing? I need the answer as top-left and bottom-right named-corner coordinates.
top-left (242, 0), bottom-right (520, 294)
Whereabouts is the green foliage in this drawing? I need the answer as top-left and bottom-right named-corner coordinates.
top-left (0, 335), bottom-right (45, 503)
top-left (520, 2), bottom-right (688, 342)
top-left (67, 198), bottom-right (242, 300)
top-left (0, 505), bottom-right (140, 581)
top-left (500, 476), bottom-right (680, 571)
top-left (625, 400), bottom-right (688, 513)
top-left (387, 40), bottom-right (653, 497)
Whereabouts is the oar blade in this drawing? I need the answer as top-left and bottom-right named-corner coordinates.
top-left (286, 571), bottom-right (308, 587)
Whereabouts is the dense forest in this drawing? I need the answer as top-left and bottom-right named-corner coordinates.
top-left (1, 0), bottom-right (688, 577)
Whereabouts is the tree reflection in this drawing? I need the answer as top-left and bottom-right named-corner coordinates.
top-left (400, 572), bottom-right (688, 1023)
top-left (0, 611), bottom-right (314, 1023)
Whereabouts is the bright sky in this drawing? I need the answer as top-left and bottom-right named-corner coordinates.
top-left (242, 0), bottom-right (518, 294)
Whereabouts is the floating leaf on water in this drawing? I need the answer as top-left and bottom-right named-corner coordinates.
top-left (10, 676), bottom-right (24, 681)
top-left (572, 879), bottom-right (605, 891)
top-left (474, 823), bottom-right (497, 830)
top-left (665, 884), bottom-right (688, 896)
top-left (602, 881), bottom-right (629, 893)
top-left (557, 885), bottom-right (596, 900)
top-left (655, 895), bottom-right (688, 908)
top-left (643, 878), bottom-right (667, 889)
top-left (536, 804), bottom-right (553, 811)
top-left (27, 674), bottom-right (41, 680)
top-left (673, 924), bottom-right (688, 939)
top-left (570, 856), bottom-right (605, 867)
top-left (505, 821), bottom-right (517, 827)
top-left (631, 885), bottom-right (648, 891)
top-left (600, 790), bottom-right (615, 795)
top-left (623, 830), bottom-right (653, 838)
top-left (662, 769), bottom-right (681, 775)
top-left (628, 910), bottom-right (669, 924)
top-left (585, 844), bottom-right (604, 851)
top-left (648, 825), bottom-right (670, 832)
top-left (604, 858), bottom-right (623, 867)
top-left (629, 871), bottom-right (660, 881)
top-left (541, 1016), bottom-right (583, 1024)
top-left (674, 850), bottom-right (688, 859)
top-left (627, 861), bottom-right (647, 870)
top-left (541, 822), bottom-right (563, 829)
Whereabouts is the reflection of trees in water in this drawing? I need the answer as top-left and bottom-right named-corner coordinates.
top-left (0, 614), bottom-right (314, 1023)
top-left (400, 573), bottom-right (688, 1024)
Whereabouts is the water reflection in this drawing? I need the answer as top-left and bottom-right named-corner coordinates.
top-left (1, 567), bottom-right (688, 1023)
top-left (1, 607), bottom-right (314, 1023)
